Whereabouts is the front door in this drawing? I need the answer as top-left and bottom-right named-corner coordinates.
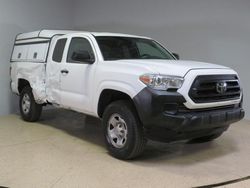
top-left (60, 34), bottom-right (97, 114)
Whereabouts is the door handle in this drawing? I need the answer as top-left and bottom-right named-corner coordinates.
top-left (61, 69), bottom-right (69, 74)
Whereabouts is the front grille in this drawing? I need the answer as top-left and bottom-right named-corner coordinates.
top-left (189, 75), bottom-right (241, 103)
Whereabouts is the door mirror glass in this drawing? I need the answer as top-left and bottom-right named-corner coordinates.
top-left (172, 53), bottom-right (180, 60)
top-left (72, 50), bottom-right (94, 64)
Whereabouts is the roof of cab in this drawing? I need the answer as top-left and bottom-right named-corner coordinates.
top-left (16, 29), bottom-right (151, 40)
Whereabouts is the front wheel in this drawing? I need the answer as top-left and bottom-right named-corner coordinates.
top-left (102, 100), bottom-right (147, 160)
top-left (19, 86), bottom-right (42, 122)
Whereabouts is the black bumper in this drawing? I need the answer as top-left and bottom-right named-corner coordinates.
top-left (133, 88), bottom-right (245, 142)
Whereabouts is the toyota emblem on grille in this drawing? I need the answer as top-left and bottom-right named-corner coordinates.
top-left (216, 82), bottom-right (227, 94)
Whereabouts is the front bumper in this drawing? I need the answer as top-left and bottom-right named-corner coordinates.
top-left (133, 87), bottom-right (245, 142)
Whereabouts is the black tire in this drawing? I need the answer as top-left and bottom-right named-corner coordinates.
top-left (19, 86), bottom-right (42, 122)
top-left (102, 100), bottom-right (147, 160)
top-left (189, 132), bottom-right (223, 144)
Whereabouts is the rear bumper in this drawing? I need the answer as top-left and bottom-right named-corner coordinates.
top-left (133, 87), bottom-right (245, 142)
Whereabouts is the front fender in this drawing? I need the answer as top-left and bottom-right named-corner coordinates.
top-left (93, 80), bottom-right (145, 116)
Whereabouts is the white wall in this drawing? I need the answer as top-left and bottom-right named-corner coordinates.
top-left (0, 0), bottom-right (75, 115)
top-left (74, 0), bottom-right (250, 119)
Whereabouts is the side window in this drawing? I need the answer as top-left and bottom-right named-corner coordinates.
top-left (67, 37), bottom-right (95, 63)
top-left (52, 38), bottom-right (67, 62)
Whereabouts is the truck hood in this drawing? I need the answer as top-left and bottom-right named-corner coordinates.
top-left (113, 59), bottom-right (229, 77)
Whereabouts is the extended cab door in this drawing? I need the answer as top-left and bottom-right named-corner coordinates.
top-left (59, 34), bottom-right (97, 114)
top-left (46, 36), bottom-right (67, 104)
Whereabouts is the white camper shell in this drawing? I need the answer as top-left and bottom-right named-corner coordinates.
top-left (11, 30), bottom-right (77, 63)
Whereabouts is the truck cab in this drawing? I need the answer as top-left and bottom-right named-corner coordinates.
top-left (46, 33), bottom-right (98, 115)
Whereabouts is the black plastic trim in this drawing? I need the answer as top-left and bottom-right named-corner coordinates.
top-left (133, 87), bottom-right (244, 142)
top-left (133, 87), bottom-right (186, 127)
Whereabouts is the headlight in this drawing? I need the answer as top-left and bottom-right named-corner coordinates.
top-left (139, 74), bottom-right (184, 91)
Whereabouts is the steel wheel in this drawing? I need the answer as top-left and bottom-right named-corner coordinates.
top-left (19, 86), bottom-right (42, 122)
top-left (107, 113), bottom-right (128, 148)
top-left (22, 93), bottom-right (31, 114)
top-left (103, 100), bottom-right (146, 160)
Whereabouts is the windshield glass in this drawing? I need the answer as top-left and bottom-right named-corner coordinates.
top-left (95, 36), bottom-right (175, 61)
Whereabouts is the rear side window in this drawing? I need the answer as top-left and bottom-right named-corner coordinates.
top-left (52, 38), bottom-right (67, 62)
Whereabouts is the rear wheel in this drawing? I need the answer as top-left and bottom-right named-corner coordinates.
top-left (102, 100), bottom-right (147, 160)
top-left (19, 86), bottom-right (42, 122)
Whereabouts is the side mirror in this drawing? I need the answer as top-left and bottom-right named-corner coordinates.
top-left (172, 53), bottom-right (180, 60)
top-left (72, 51), bottom-right (95, 64)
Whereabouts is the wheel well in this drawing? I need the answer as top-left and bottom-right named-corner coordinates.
top-left (98, 89), bottom-right (134, 118)
top-left (18, 79), bottom-right (30, 94)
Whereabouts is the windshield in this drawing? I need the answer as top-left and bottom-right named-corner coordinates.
top-left (95, 36), bottom-right (175, 61)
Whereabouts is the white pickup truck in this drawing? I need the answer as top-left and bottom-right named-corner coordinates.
top-left (10, 30), bottom-right (244, 159)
